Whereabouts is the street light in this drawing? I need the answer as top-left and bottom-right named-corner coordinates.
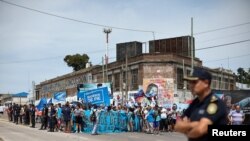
top-left (103, 28), bottom-right (112, 82)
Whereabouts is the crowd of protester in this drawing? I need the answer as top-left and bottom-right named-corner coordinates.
top-left (6, 103), bottom-right (36, 127)
top-left (4, 102), bottom-right (245, 135)
top-left (5, 102), bottom-right (184, 135)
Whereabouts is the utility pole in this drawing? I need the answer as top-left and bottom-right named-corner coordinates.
top-left (183, 59), bottom-right (186, 102)
top-left (152, 32), bottom-right (156, 53)
top-left (121, 64), bottom-right (124, 105)
top-left (190, 17), bottom-right (194, 74)
top-left (125, 49), bottom-right (128, 101)
top-left (103, 28), bottom-right (112, 82)
top-left (102, 56), bottom-right (105, 83)
top-left (32, 81), bottom-right (35, 104)
top-left (221, 65), bottom-right (224, 90)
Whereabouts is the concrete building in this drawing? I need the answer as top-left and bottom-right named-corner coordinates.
top-left (0, 92), bottom-right (29, 106)
top-left (35, 66), bottom-right (96, 100)
top-left (0, 94), bottom-right (12, 106)
top-left (35, 36), bottom-right (236, 106)
top-left (11, 92), bottom-right (28, 105)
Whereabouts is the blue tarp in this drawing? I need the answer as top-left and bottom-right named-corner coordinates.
top-left (12, 92), bottom-right (28, 97)
top-left (82, 110), bottom-right (141, 133)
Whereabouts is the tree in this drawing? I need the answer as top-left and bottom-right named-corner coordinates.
top-left (64, 54), bottom-right (89, 71)
top-left (237, 67), bottom-right (250, 84)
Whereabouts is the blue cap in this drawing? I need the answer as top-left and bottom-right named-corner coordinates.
top-left (184, 67), bottom-right (212, 82)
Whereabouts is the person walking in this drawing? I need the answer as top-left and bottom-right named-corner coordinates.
top-left (91, 105), bottom-right (100, 135)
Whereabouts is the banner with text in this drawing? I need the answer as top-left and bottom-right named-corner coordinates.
top-left (78, 87), bottom-right (110, 106)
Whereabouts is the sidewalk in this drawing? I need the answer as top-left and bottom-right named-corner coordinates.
top-left (0, 112), bottom-right (42, 128)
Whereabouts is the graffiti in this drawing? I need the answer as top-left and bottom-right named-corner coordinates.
top-left (143, 78), bottom-right (174, 107)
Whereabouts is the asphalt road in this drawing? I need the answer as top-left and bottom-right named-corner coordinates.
top-left (0, 114), bottom-right (187, 141)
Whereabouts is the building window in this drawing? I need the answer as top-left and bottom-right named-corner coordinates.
top-left (35, 91), bottom-right (40, 100)
top-left (123, 72), bottom-right (126, 83)
top-left (212, 80), bottom-right (217, 89)
top-left (131, 69), bottom-right (138, 90)
top-left (88, 75), bottom-right (92, 83)
top-left (114, 73), bottom-right (120, 91)
top-left (108, 75), bottom-right (112, 83)
top-left (177, 68), bottom-right (184, 89)
top-left (225, 82), bottom-right (229, 90)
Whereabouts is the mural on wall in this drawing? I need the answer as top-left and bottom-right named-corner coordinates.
top-left (143, 78), bottom-right (174, 107)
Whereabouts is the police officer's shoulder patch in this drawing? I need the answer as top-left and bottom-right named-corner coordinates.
top-left (207, 103), bottom-right (218, 115)
top-left (210, 95), bottom-right (218, 102)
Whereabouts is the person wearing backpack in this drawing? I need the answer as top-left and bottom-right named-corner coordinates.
top-left (90, 105), bottom-right (100, 135)
top-left (146, 106), bottom-right (154, 134)
top-left (128, 107), bottom-right (135, 132)
top-left (90, 109), bottom-right (97, 123)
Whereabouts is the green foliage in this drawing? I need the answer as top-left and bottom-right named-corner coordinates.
top-left (237, 67), bottom-right (250, 84)
top-left (64, 54), bottom-right (89, 71)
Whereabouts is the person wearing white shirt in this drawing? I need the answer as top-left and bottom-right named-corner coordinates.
top-left (160, 108), bottom-right (168, 131)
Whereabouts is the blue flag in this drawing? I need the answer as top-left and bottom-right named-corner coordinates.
top-left (36, 97), bottom-right (47, 111)
top-left (53, 91), bottom-right (66, 103)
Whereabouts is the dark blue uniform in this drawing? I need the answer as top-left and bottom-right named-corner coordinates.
top-left (183, 92), bottom-right (227, 141)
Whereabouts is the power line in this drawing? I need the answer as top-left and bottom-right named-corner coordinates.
top-left (1, 39), bottom-right (249, 65)
top-left (197, 31), bottom-right (250, 43)
top-left (204, 53), bottom-right (250, 63)
top-left (196, 39), bottom-right (250, 51)
top-left (194, 22), bottom-right (250, 35)
top-left (0, 48), bottom-right (116, 64)
top-left (0, 0), bottom-right (153, 33)
top-left (1, 0), bottom-right (250, 36)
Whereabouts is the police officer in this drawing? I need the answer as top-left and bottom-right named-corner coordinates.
top-left (175, 67), bottom-right (227, 141)
top-left (48, 104), bottom-right (56, 132)
top-left (14, 104), bottom-right (20, 124)
top-left (39, 104), bottom-right (48, 130)
top-left (30, 104), bottom-right (36, 128)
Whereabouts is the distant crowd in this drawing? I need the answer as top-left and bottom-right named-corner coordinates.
top-left (2, 101), bottom-right (245, 135)
top-left (4, 102), bottom-right (183, 135)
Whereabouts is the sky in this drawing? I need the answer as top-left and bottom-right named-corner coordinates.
top-left (0, 0), bottom-right (250, 94)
